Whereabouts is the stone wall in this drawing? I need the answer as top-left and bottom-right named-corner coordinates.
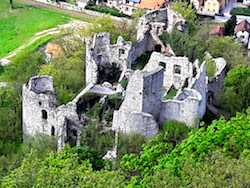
top-left (160, 89), bottom-right (202, 127)
top-left (137, 7), bottom-right (185, 40)
top-left (22, 76), bottom-right (82, 149)
top-left (144, 52), bottom-right (193, 90)
top-left (188, 62), bottom-right (207, 119)
top-left (207, 57), bottom-right (227, 105)
top-left (22, 76), bottom-right (57, 138)
top-left (86, 33), bottom-right (133, 84)
top-left (112, 67), bottom-right (163, 135)
top-left (112, 111), bottom-right (158, 137)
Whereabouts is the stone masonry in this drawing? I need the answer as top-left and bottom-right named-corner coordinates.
top-left (23, 7), bottom-right (226, 148)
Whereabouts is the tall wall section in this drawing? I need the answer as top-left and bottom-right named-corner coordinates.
top-left (22, 76), bottom-right (57, 138)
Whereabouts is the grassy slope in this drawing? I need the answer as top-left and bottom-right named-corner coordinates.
top-left (0, 0), bottom-right (70, 58)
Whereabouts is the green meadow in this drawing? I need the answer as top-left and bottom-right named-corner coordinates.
top-left (0, 0), bottom-right (70, 58)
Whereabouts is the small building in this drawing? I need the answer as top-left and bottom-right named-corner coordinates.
top-left (137, 0), bottom-right (167, 10)
top-left (209, 25), bottom-right (225, 36)
top-left (191, 0), bottom-right (228, 15)
top-left (243, 0), bottom-right (250, 6)
top-left (235, 20), bottom-right (250, 48)
top-left (105, 0), bottom-right (168, 16)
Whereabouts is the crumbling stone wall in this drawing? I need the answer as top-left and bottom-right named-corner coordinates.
top-left (160, 89), bottom-right (202, 127)
top-left (22, 76), bottom-right (57, 137)
top-left (207, 57), bottom-right (227, 106)
top-left (159, 62), bottom-right (208, 127)
top-left (23, 75), bottom-right (122, 149)
top-left (55, 102), bottom-right (82, 149)
top-left (23, 76), bottom-right (83, 149)
top-left (189, 62), bottom-right (207, 119)
top-left (86, 33), bottom-right (133, 84)
top-left (112, 111), bottom-right (159, 137)
top-left (112, 67), bottom-right (163, 136)
top-left (137, 8), bottom-right (185, 41)
top-left (144, 52), bottom-right (193, 90)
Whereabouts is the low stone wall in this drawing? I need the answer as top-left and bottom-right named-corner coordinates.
top-left (112, 110), bottom-right (158, 137)
top-left (160, 89), bottom-right (202, 127)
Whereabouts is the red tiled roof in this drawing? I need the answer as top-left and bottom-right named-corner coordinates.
top-left (137, 0), bottom-right (166, 9)
top-left (210, 25), bottom-right (224, 36)
top-left (235, 20), bottom-right (250, 33)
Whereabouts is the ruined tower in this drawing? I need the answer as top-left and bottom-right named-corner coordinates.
top-left (22, 76), bottom-right (57, 138)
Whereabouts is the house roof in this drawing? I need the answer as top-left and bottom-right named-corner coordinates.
top-left (137, 0), bottom-right (166, 9)
top-left (235, 20), bottom-right (250, 33)
top-left (209, 25), bottom-right (224, 36)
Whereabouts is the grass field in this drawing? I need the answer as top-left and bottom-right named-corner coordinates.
top-left (0, 0), bottom-right (71, 58)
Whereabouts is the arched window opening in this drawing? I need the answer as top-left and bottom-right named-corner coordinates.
top-left (42, 110), bottom-right (48, 120)
top-left (51, 126), bottom-right (55, 136)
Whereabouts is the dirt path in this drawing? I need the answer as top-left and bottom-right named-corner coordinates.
top-left (0, 20), bottom-right (89, 66)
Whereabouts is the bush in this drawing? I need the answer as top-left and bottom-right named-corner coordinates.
top-left (220, 65), bottom-right (250, 116)
top-left (40, 45), bottom-right (86, 104)
top-left (231, 7), bottom-right (250, 16)
top-left (206, 58), bottom-right (216, 79)
top-left (160, 30), bottom-right (206, 62)
top-left (85, 5), bottom-right (129, 18)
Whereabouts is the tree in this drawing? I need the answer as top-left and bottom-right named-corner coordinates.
top-left (220, 65), bottom-right (250, 116)
top-left (224, 15), bottom-right (237, 36)
top-left (160, 29), bottom-right (206, 62)
top-left (9, 0), bottom-right (14, 9)
top-left (82, 16), bottom-right (132, 43)
top-left (171, 2), bottom-right (198, 34)
top-left (207, 36), bottom-right (248, 69)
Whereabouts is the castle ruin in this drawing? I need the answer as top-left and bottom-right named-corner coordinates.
top-left (22, 7), bottom-right (226, 148)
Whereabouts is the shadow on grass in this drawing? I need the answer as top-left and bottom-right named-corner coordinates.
top-left (11, 3), bottom-right (33, 10)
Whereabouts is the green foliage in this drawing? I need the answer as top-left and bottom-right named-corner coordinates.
top-left (224, 15), bottom-right (237, 36)
top-left (132, 51), bottom-right (152, 70)
top-left (0, 35), bottom-right (52, 82)
top-left (1, 146), bottom-right (126, 187)
top-left (118, 133), bottom-right (147, 158)
top-left (157, 110), bottom-right (250, 175)
top-left (207, 36), bottom-right (248, 69)
top-left (81, 123), bottom-right (115, 156)
top-left (120, 121), bottom-right (190, 177)
top-left (86, 5), bottom-right (129, 18)
top-left (73, 145), bottom-right (105, 170)
top-left (40, 45), bottom-right (86, 104)
top-left (205, 57), bottom-right (216, 78)
top-left (0, 87), bottom-right (22, 155)
top-left (160, 30), bottom-right (206, 62)
top-left (0, 0), bottom-right (70, 58)
top-left (231, 7), bottom-right (250, 16)
top-left (220, 65), bottom-right (250, 116)
top-left (141, 150), bottom-right (250, 187)
top-left (171, 2), bottom-right (197, 34)
top-left (122, 110), bottom-right (250, 186)
top-left (82, 16), bottom-right (133, 43)
top-left (164, 87), bottom-right (177, 100)
top-left (0, 52), bottom-right (45, 83)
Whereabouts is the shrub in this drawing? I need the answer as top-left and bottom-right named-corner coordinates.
top-left (206, 58), bottom-right (216, 79)
top-left (85, 5), bottom-right (129, 18)
top-left (231, 7), bottom-right (250, 16)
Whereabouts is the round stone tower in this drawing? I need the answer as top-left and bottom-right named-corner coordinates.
top-left (22, 76), bottom-right (57, 139)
